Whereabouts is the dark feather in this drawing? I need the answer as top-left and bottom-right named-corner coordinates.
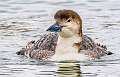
top-left (80, 35), bottom-right (112, 59)
top-left (16, 33), bottom-right (58, 60)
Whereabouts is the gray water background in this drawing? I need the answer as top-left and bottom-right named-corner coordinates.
top-left (0, 0), bottom-right (120, 77)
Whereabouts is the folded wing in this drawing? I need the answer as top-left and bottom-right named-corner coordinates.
top-left (16, 33), bottom-right (58, 60)
top-left (80, 35), bottom-right (113, 59)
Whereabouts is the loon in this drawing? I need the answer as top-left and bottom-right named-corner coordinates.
top-left (16, 9), bottom-right (113, 61)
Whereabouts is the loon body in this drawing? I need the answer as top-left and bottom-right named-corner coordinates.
top-left (16, 10), bottom-right (113, 61)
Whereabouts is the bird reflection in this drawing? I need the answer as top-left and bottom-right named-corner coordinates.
top-left (56, 61), bottom-right (82, 77)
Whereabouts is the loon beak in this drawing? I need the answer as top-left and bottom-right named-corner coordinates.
top-left (46, 23), bottom-right (62, 32)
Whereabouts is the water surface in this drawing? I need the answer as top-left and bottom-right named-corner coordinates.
top-left (0, 0), bottom-right (120, 77)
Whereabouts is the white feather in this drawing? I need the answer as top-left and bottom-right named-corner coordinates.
top-left (50, 34), bottom-right (89, 61)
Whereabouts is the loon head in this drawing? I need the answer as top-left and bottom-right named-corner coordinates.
top-left (47, 9), bottom-right (83, 38)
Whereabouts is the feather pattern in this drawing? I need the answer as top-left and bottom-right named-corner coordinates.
top-left (16, 33), bottom-right (58, 60)
top-left (16, 33), bottom-right (112, 60)
top-left (80, 35), bottom-right (112, 59)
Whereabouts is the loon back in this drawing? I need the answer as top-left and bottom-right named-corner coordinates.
top-left (80, 35), bottom-right (113, 59)
top-left (16, 33), bottom-right (58, 60)
top-left (16, 32), bottom-right (112, 60)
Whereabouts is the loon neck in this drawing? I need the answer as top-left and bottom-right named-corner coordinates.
top-left (55, 33), bottom-right (82, 55)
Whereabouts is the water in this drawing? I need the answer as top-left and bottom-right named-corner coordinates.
top-left (0, 0), bottom-right (120, 77)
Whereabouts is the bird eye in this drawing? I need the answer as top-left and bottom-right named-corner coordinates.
top-left (61, 26), bottom-right (65, 27)
top-left (67, 19), bottom-right (71, 22)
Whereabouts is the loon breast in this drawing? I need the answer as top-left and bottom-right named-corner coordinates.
top-left (50, 52), bottom-right (89, 61)
top-left (17, 33), bottom-right (112, 61)
top-left (50, 35), bottom-right (89, 61)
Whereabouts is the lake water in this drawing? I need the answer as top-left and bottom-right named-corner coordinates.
top-left (0, 0), bottom-right (120, 77)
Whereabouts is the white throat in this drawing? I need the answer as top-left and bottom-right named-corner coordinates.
top-left (50, 33), bottom-right (83, 61)
top-left (56, 34), bottom-right (81, 54)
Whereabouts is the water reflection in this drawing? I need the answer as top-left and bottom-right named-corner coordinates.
top-left (0, 0), bottom-right (120, 77)
top-left (56, 62), bottom-right (82, 77)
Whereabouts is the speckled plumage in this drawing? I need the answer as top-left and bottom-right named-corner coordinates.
top-left (16, 32), bottom-right (112, 60)
top-left (80, 35), bottom-right (111, 59)
top-left (16, 9), bottom-right (113, 60)
top-left (17, 33), bottom-right (58, 60)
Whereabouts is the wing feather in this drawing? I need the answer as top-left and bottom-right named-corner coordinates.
top-left (80, 35), bottom-right (113, 59)
top-left (16, 32), bottom-right (58, 60)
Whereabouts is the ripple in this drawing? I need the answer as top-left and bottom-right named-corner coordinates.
top-left (0, 4), bottom-right (10, 7)
top-left (0, 0), bottom-right (120, 77)
top-left (87, 0), bottom-right (106, 3)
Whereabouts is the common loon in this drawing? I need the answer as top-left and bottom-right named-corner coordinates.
top-left (16, 9), bottom-right (113, 61)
